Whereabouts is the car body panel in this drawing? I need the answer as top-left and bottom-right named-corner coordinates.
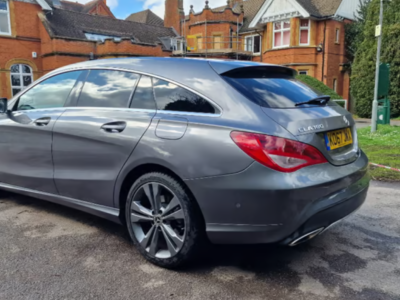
top-left (0, 108), bottom-right (65, 194)
top-left (185, 151), bottom-right (369, 244)
top-left (52, 107), bottom-right (155, 206)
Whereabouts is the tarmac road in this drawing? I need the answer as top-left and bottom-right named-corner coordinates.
top-left (1, 181), bottom-right (399, 300)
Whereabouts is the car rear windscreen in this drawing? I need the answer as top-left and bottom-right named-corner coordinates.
top-left (222, 67), bottom-right (336, 108)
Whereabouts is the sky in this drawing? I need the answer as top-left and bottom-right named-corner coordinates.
top-left (77, 0), bottom-right (228, 20)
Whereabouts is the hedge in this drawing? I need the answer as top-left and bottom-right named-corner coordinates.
top-left (296, 75), bottom-right (343, 100)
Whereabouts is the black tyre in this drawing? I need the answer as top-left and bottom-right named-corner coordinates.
top-left (125, 172), bottom-right (203, 269)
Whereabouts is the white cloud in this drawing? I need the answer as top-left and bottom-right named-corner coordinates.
top-left (141, 0), bottom-right (228, 18)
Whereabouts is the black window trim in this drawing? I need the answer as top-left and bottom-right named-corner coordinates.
top-left (8, 67), bottom-right (223, 117)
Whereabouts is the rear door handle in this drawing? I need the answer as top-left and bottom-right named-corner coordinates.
top-left (101, 122), bottom-right (126, 133)
top-left (34, 117), bottom-right (51, 126)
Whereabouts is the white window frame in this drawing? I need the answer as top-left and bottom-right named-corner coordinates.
top-left (244, 35), bottom-right (261, 55)
top-left (298, 70), bottom-right (308, 75)
top-left (335, 28), bottom-right (340, 44)
top-left (333, 78), bottom-right (338, 92)
top-left (0, 0), bottom-right (12, 36)
top-left (273, 20), bottom-right (291, 49)
top-left (10, 64), bottom-right (33, 96)
top-left (299, 19), bottom-right (310, 46)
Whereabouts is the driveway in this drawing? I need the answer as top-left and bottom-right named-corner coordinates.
top-left (1, 181), bottom-right (399, 300)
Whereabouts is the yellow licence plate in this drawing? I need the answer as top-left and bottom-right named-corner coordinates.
top-left (325, 128), bottom-right (353, 151)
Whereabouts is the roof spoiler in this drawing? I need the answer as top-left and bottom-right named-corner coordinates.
top-left (209, 61), bottom-right (297, 78)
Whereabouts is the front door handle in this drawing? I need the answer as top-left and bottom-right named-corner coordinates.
top-left (34, 117), bottom-right (51, 126)
top-left (101, 122), bottom-right (126, 133)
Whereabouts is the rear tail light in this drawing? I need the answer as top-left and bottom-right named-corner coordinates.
top-left (230, 131), bottom-right (327, 173)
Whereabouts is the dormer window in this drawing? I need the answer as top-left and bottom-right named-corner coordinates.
top-left (299, 19), bottom-right (310, 45)
top-left (85, 33), bottom-right (123, 42)
top-left (0, 0), bottom-right (11, 35)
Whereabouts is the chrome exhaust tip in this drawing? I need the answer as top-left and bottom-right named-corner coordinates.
top-left (289, 227), bottom-right (325, 247)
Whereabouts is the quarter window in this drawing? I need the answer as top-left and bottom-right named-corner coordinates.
top-left (273, 20), bottom-right (291, 48)
top-left (10, 64), bottom-right (33, 96)
top-left (0, 0), bottom-right (11, 35)
top-left (16, 71), bottom-right (82, 111)
top-left (152, 78), bottom-right (216, 114)
top-left (130, 75), bottom-right (156, 110)
top-left (299, 19), bottom-right (310, 45)
top-left (78, 70), bottom-right (139, 108)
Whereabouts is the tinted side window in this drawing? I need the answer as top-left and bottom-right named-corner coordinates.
top-left (152, 78), bottom-right (216, 114)
top-left (78, 70), bottom-right (139, 108)
top-left (130, 75), bottom-right (156, 110)
top-left (16, 71), bottom-right (82, 111)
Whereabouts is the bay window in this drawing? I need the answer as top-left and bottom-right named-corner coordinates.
top-left (245, 35), bottom-right (261, 54)
top-left (0, 0), bottom-right (11, 35)
top-left (273, 20), bottom-right (290, 48)
top-left (299, 19), bottom-right (310, 45)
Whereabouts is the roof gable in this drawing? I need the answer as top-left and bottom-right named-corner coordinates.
top-left (126, 9), bottom-right (164, 27)
top-left (249, 0), bottom-right (310, 28)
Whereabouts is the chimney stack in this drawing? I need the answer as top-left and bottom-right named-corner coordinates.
top-left (164, 0), bottom-right (184, 35)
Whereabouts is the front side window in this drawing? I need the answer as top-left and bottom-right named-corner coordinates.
top-left (299, 19), bottom-right (310, 45)
top-left (16, 71), bottom-right (82, 111)
top-left (10, 64), bottom-right (33, 96)
top-left (152, 78), bottom-right (216, 114)
top-left (130, 75), bottom-right (156, 110)
top-left (78, 70), bottom-right (139, 108)
top-left (0, 0), bottom-right (10, 35)
top-left (273, 20), bottom-right (291, 48)
top-left (245, 35), bottom-right (261, 54)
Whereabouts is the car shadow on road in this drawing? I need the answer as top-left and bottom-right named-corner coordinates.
top-left (3, 192), bottom-right (316, 273)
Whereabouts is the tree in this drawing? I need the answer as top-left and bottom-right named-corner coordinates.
top-left (351, 0), bottom-right (400, 118)
top-left (345, 0), bottom-right (371, 64)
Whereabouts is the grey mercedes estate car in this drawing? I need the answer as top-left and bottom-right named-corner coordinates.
top-left (0, 58), bottom-right (369, 268)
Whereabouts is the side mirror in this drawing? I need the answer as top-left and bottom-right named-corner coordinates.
top-left (0, 98), bottom-right (8, 114)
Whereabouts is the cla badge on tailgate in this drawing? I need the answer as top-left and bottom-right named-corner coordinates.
top-left (298, 124), bottom-right (324, 133)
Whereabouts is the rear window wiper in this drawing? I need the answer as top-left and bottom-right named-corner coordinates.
top-left (295, 96), bottom-right (331, 107)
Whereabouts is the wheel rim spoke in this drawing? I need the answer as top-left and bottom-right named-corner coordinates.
top-left (162, 223), bottom-right (183, 248)
top-left (149, 228), bottom-right (159, 256)
top-left (140, 225), bottom-right (155, 249)
top-left (143, 183), bottom-right (161, 212)
top-left (162, 196), bottom-right (180, 217)
top-left (160, 225), bottom-right (178, 256)
top-left (163, 208), bottom-right (184, 221)
top-left (131, 212), bottom-right (153, 223)
top-left (131, 201), bottom-right (153, 219)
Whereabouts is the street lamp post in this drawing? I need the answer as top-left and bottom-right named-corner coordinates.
top-left (371, 0), bottom-right (384, 133)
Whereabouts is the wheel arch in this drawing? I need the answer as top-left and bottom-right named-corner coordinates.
top-left (116, 163), bottom-right (205, 227)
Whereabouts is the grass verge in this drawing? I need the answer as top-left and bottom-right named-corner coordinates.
top-left (358, 125), bottom-right (400, 181)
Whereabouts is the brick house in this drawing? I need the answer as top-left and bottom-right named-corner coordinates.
top-left (0, 0), bottom-right (177, 99)
top-left (167, 0), bottom-right (359, 101)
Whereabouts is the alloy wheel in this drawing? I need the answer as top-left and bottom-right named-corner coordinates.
top-left (130, 182), bottom-right (186, 259)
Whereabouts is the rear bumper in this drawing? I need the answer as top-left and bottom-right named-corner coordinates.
top-left (185, 151), bottom-right (370, 245)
